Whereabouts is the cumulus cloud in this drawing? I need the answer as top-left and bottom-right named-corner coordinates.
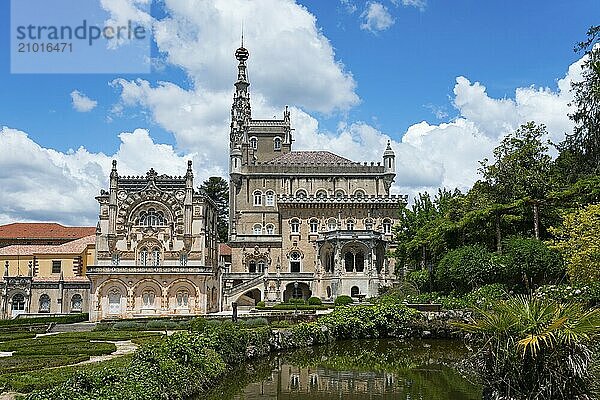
top-left (360, 2), bottom-right (395, 33)
top-left (70, 90), bottom-right (98, 112)
top-left (0, 127), bottom-right (219, 225)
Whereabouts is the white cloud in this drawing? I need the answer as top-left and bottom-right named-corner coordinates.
top-left (340, 0), bottom-right (357, 14)
top-left (0, 127), bottom-right (220, 225)
top-left (391, 0), bottom-right (427, 11)
top-left (360, 2), bottom-right (395, 33)
top-left (70, 90), bottom-right (98, 112)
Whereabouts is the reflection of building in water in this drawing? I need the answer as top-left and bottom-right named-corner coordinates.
top-left (237, 363), bottom-right (398, 399)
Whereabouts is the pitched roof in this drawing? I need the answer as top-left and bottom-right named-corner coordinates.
top-left (0, 235), bottom-right (95, 256)
top-left (267, 151), bottom-right (353, 164)
top-left (219, 243), bottom-right (232, 256)
top-left (0, 223), bottom-right (96, 240)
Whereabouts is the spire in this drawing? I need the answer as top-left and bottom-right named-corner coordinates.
top-left (231, 36), bottom-right (251, 147)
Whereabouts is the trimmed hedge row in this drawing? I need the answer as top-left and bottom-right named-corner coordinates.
top-left (0, 313), bottom-right (88, 327)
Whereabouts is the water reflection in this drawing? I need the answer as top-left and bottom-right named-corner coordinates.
top-left (204, 339), bottom-right (482, 400)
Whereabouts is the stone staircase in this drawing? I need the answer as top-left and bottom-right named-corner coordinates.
top-left (224, 274), bottom-right (265, 299)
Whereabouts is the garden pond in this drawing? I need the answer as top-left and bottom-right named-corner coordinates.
top-left (204, 339), bottom-right (482, 400)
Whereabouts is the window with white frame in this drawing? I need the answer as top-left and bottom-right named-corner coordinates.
top-left (335, 189), bottom-right (345, 198)
top-left (290, 218), bottom-right (300, 234)
top-left (253, 190), bottom-right (262, 206)
top-left (139, 248), bottom-right (148, 266)
top-left (265, 191), bottom-right (275, 206)
top-left (290, 251), bottom-right (301, 272)
top-left (354, 189), bottom-right (365, 197)
top-left (327, 218), bottom-right (337, 231)
top-left (266, 224), bottom-right (274, 235)
top-left (253, 224), bottom-right (262, 235)
top-left (383, 219), bottom-right (392, 234)
top-left (365, 218), bottom-right (374, 230)
top-left (250, 137), bottom-right (258, 150)
top-left (346, 219), bottom-right (355, 230)
top-left (309, 218), bottom-right (319, 233)
top-left (296, 189), bottom-right (307, 197)
top-left (152, 247), bottom-right (161, 266)
top-left (274, 137), bottom-right (282, 150)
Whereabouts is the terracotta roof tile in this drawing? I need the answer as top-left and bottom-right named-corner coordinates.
top-left (267, 151), bottom-right (353, 164)
top-left (0, 235), bottom-right (95, 256)
top-left (0, 223), bottom-right (95, 240)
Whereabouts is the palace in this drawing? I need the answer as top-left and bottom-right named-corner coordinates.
top-left (0, 44), bottom-right (404, 320)
top-left (223, 45), bottom-right (405, 308)
top-left (86, 161), bottom-right (220, 321)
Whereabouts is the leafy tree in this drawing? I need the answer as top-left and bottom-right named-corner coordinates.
top-left (479, 122), bottom-right (553, 241)
top-left (496, 236), bottom-right (565, 291)
top-left (559, 25), bottom-right (600, 177)
top-left (200, 177), bottom-right (229, 243)
top-left (435, 245), bottom-right (498, 293)
top-left (549, 203), bottom-right (600, 283)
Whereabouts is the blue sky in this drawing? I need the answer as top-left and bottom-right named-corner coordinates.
top-left (0, 0), bottom-right (598, 224)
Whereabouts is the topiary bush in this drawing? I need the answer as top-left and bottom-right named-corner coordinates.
top-left (113, 320), bottom-right (143, 331)
top-left (334, 295), bottom-right (353, 307)
top-left (307, 297), bottom-right (322, 306)
top-left (256, 301), bottom-right (266, 308)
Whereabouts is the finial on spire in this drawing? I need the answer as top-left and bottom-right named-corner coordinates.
top-left (241, 21), bottom-right (244, 47)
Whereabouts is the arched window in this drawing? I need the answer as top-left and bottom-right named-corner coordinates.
top-left (383, 219), bottom-right (392, 234)
top-left (316, 189), bottom-right (327, 198)
top-left (354, 189), bottom-right (365, 197)
top-left (346, 219), bottom-right (355, 230)
top-left (309, 218), bottom-right (319, 233)
top-left (273, 137), bottom-right (282, 150)
top-left (11, 294), bottom-right (25, 314)
top-left (249, 137), bottom-right (258, 150)
top-left (176, 290), bottom-right (189, 308)
top-left (335, 189), bottom-right (345, 198)
top-left (345, 252), bottom-right (354, 272)
top-left (142, 289), bottom-right (155, 309)
top-left (326, 286), bottom-right (332, 298)
top-left (290, 251), bottom-right (301, 272)
top-left (139, 208), bottom-right (165, 227)
top-left (249, 260), bottom-right (257, 273)
top-left (152, 247), bottom-right (161, 266)
top-left (365, 218), bottom-right (374, 230)
top-left (327, 218), bottom-right (337, 231)
top-left (265, 191), bottom-right (275, 206)
top-left (71, 294), bottom-right (83, 312)
top-left (253, 190), bottom-right (262, 206)
top-left (266, 224), bottom-right (274, 235)
top-left (351, 286), bottom-right (360, 297)
top-left (355, 252), bottom-right (365, 272)
top-left (108, 289), bottom-right (121, 314)
top-left (139, 248), bottom-right (148, 266)
top-left (257, 260), bottom-right (265, 273)
top-left (290, 218), bottom-right (300, 234)
top-left (295, 189), bottom-right (307, 198)
top-left (253, 224), bottom-right (262, 235)
top-left (39, 294), bottom-right (50, 313)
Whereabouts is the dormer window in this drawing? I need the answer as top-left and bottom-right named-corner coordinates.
top-left (274, 137), bottom-right (282, 151)
top-left (250, 137), bottom-right (258, 150)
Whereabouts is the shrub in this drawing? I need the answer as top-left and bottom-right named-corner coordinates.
top-left (307, 297), bottom-right (322, 306)
top-left (435, 245), bottom-right (497, 293)
top-left (146, 320), bottom-right (167, 330)
top-left (287, 298), bottom-right (306, 305)
top-left (406, 269), bottom-right (430, 292)
top-left (243, 318), bottom-right (268, 328)
top-left (113, 320), bottom-right (143, 331)
top-left (334, 295), bottom-right (353, 307)
top-left (256, 301), bottom-right (266, 308)
top-left (0, 313), bottom-right (88, 327)
top-left (497, 236), bottom-right (565, 290)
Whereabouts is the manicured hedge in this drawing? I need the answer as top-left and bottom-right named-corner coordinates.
top-left (0, 354), bottom-right (90, 374)
top-left (0, 313), bottom-right (88, 327)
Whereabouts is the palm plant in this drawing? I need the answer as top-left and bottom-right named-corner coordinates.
top-left (456, 295), bottom-right (600, 399)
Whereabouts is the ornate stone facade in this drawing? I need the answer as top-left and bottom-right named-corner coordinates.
top-left (224, 46), bottom-right (406, 308)
top-left (88, 160), bottom-right (220, 321)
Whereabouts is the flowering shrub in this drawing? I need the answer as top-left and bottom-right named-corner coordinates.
top-left (534, 283), bottom-right (600, 306)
